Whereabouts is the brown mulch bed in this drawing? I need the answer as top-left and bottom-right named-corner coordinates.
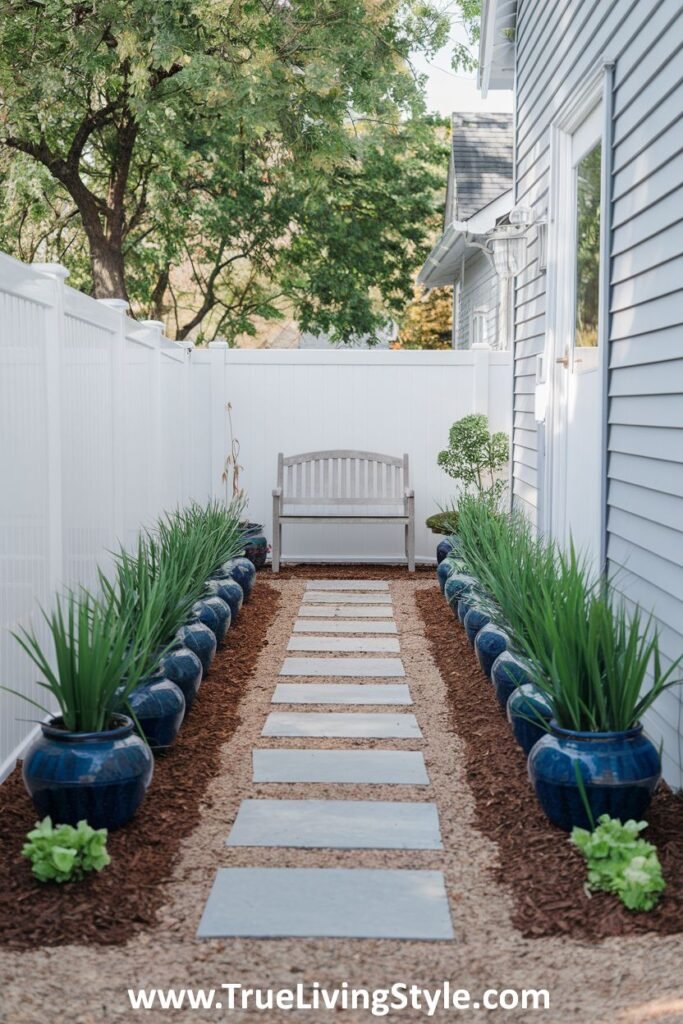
top-left (417, 586), bottom-right (683, 942)
top-left (0, 579), bottom-right (280, 950)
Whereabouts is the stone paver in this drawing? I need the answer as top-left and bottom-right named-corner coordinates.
top-left (302, 592), bottom-right (393, 605)
top-left (262, 711), bottom-right (422, 739)
top-left (226, 799), bottom-right (442, 849)
top-left (300, 605), bottom-right (394, 618)
top-left (306, 580), bottom-right (390, 591)
top-left (280, 656), bottom-right (405, 678)
top-left (288, 636), bottom-right (400, 653)
top-left (293, 619), bottom-right (398, 634)
top-left (252, 749), bottom-right (430, 785)
top-left (272, 683), bottom-right (412, 705)
top-left (197, 868), bottom-right (454, 939)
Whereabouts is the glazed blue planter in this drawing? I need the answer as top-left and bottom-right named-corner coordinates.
top-left (436, 559), bottom-right (453, 593)
top-left (205, 577), bottom-right (243, 622)
top-left (474, 624), bottom-right (509, 679)
top-left (192, 596), bottom-right (231, 644)
top-left (22, 714), bottom-right (153, 830)
top-left (128, 676), bottom-right (186, 752)
top-left (457, 593), bottom-right (476, 626)
top-left (491, 650), bottom-right (533, 709)
top-left (464, 605), bottom-right (491, 646)
top-left (507, 683), bottom-right (553, 755)
top-left (175, 622), bottom-right (217, 677)
top-left (444, 574), bottom-right (477, 616)
top-left (159, 644), bottom-right (203, 712)
top-left (528, 722), bottom-right (661, 832)
top-left (243, 524), bottom-right (268, 570)
top-left (218, 556), bottom-right (256, 601)
top-left (436, 538), bottom-right (453, 564)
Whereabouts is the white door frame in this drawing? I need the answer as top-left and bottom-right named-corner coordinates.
top-left (542, 57), bottom-right (615, 568)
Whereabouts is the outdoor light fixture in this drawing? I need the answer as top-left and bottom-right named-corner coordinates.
top-left (488, 230), bottom-right (528, 279)
top-left (465, 223), bottom-right (528, 280)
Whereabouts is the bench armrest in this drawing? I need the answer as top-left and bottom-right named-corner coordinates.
top-left (404, 488), bottom-right (415, 499)
top-left (272, 488), bottom-right (282, 498)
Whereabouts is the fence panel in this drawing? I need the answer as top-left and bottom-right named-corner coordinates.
top-left (210, 348), bottom-right (513, 564)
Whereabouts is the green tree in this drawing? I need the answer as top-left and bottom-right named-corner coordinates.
top-left (397, 283), bottom-right (452, 349)
top-left (0, 0), bottom-right (449, 341)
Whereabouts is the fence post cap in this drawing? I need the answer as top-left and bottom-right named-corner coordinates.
top-left (97, 298), bottom-right (129, 312)
top-left (32, 262), bottom-right (70, 280)
top-left (208, 340), bottom-right (230, 349)
top-left (141, 319), bottom-right (165, 332)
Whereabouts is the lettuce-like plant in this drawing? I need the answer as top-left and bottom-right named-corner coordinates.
top-left (22, 817), bottom-right (111, 883)
top-left (571, 815), bottom-right (665, 911)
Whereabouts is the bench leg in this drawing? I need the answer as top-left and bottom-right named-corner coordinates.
top-left (272, 507), bottom-right (281, 573)
top-left (406, 498), bottom-right (415, 572)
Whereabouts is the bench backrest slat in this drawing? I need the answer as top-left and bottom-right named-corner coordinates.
top-left (278, 450), bottom-right (409, 506)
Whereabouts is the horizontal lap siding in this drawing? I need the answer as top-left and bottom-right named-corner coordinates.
top-left (516, 0), bottom-right (683, 784)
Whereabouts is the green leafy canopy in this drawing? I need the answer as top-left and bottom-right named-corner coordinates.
top-left (0, 0), bottom-right (451, 343)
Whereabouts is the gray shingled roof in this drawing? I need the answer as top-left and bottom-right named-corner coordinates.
top-left (451, 113), bottom-right (513, 221)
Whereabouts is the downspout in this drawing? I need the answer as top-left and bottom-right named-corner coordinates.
top-left (599, 60), bottom-right (616, 577)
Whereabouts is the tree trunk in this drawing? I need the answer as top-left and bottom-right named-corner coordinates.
top-left (88, 234), bottom-right (129, 301)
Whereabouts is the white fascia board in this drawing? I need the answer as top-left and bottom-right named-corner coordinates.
top-left (417, 189), bottom-right (514, 288)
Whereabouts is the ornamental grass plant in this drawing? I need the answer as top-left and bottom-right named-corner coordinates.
top-left (457, 496), bottom-right (682, 733)
top-left (9, 501), bottom-right (247, 734)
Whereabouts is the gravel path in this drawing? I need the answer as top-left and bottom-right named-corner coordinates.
top-left (1, 577), bottom-right (682, 1023)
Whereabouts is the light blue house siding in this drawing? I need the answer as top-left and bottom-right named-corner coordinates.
top-left (511, 0), bottom-right (683, 783)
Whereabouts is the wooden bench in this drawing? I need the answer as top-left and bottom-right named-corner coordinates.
top-left (272, 450), bottom-right (415, 572)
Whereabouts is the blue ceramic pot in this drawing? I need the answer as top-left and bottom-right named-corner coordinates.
top-left (192, 596), bottom-right (231, 644)
top-left (457, 593), bottom-right (476, 626)
top-left (436, 559), bottom-right (453, 593)
top-left (159, 645), bottom-right (203, 711)
top-left (464, 605), bottom-right (491, 646)
top-left (491, 650), bottom-right (532, 709)
top-left (444, 574), bottom-right (477, 615)
top-left (474, 625), bottom-right (509, 679)
top-left (206, 577), bottom-right (244, 622)
top-left (436, 538), bottom-right (453, 564)
top-left (528, 721), bottom-right (661, 832)
top-left (218, 556), bottom-right (256, 601)
top-left (175, 622), bottom-right (216, 677)
top-left (22, 714), bottom-right (153, 830)
top-left (127, 676), bottom-right (186, 752)
top-left (244, 534), bottom-right (268, 570)
top-left (507, 683), bottom-right (553, 755)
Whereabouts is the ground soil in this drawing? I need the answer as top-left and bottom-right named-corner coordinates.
top-left (0, 579), bottom-right (280, 950)
top-left (416, 587), bottom-right (683, 941)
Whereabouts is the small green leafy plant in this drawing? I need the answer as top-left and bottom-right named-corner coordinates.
top-left (437, 414), bottom-right (509, 507)
top-left (22, 817), bottom-right (111, 884)
top-left (571, 815), bottom-right (665, 911)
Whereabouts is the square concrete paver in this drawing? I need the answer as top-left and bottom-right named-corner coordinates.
top-left (226, 799), bottom-right (442, 849)
top-left (262, 711), bottom-right (422, 739)
top-left (306, 580), bottom-right (390, 591)
top-left (288, 636), bottom-right (400, 653)
top-left (300, 605), bottom-right (394, 618)
top-left (272, 683), bottom-right (412, 705)
top-left (280, 656), bottom-right (405, 678)
top-left (252, 749), bottom-right (430, 785)
top-left (302, 592), bottom-right (393, 605)
top-left (197, 868), bottom-right (454, 939)
top-left (293, 619), bottom-right (398, 634)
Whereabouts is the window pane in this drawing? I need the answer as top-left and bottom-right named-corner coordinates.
top-left (574, 142), bottom-right (601, 348)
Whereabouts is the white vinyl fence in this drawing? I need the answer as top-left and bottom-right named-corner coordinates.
top-left (0, 253), bottom-right (512, 779)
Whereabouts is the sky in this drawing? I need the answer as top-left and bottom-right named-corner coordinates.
top-left (411, 13), bottom-right (513, 117)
